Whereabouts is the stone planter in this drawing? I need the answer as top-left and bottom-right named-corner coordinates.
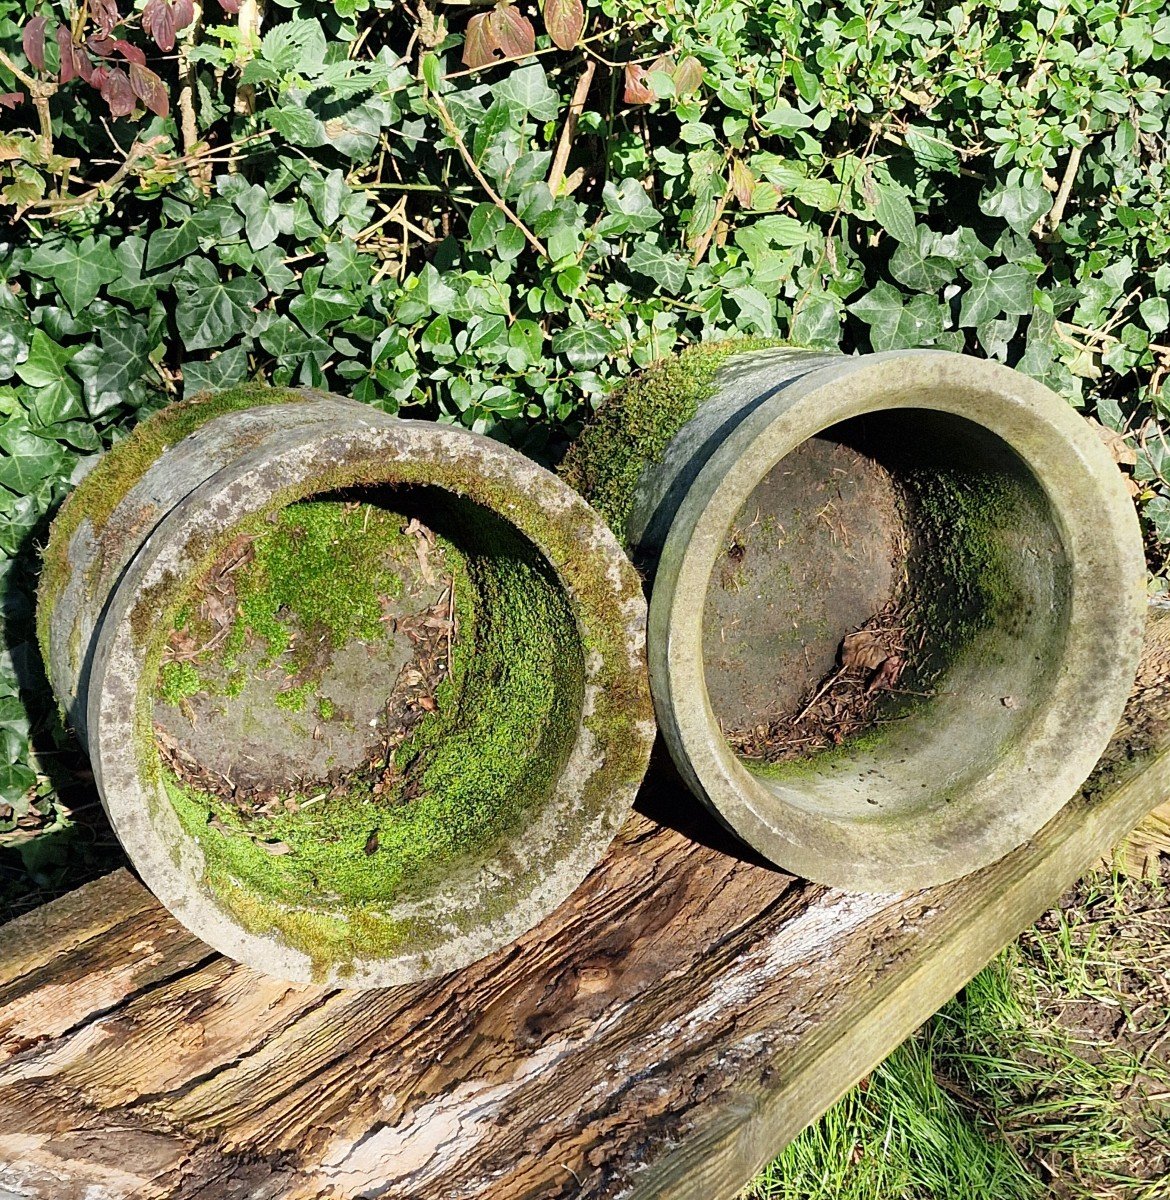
top-left (39, 386), bottom-right (654, 985)
top-left (562, 346), bottom-right (1145, 891)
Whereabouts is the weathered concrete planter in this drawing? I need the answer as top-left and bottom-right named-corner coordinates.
top-left (38, 386), bottom-right (654, 985)
top-left (562, 346), bottom-right (1146, 891)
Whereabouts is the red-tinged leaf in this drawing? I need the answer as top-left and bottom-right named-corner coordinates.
top-left (23, 16), bottom-right (47, 71)
top-left (218, 0), bottom-right (240, 14)
top-left (488, 2), bottom-right (535, 59)
top-left (142, 0), bottom-right (177, 52)
top-left (730, 158), bottom-right (754, 207)
top-left (90, 64), bottom-right (109, 89)
top-left (172, 0), bottom-right (194, 30)
top-left (101, 65), bottom-right (135, 118)
top-left (57, 26), bottom-right (76, 81)
top-left (673, 54), bottom-right (704, 97)
top-left (462, 11), bottom-right (499, 68)
top-left (129, 61), bottom-right (168, 116)
top-left (543, 0), bottom-right (583, 50)
top-left (88, 35), bottom-right (116, 56)
top-left (648, 53), bottom-right (676, 78)
top-left (623, 63), bottom-right (654, 105)
top-left (0, 92), bottom-right (23, 109)
top-left (111, 38), bottom-right (145, 65)
top-left (73, 44), bottom-right (96, 84)
top-left (91, 0), bottom-right (121, 37)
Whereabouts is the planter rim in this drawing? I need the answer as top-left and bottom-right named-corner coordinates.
top-left (649, 348), bottom-right (1146, 891)
top-left (87, 405), bottom-right (654, 985)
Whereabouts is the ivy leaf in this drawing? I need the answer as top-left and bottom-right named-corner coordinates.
top-left (983, 182), bottom-right (1052, 237)
top-left (289, 288), bottom-right (360, 336)
top-left (628, 242), bottom-right (688, 295)
top-left (849, 283), bottom-right (945, 351)
top-left (175, 258), bottom-right (266, 351)
top-left (182, 342), bottom-right (251, 396)
top-left (552, 321), bottom-right (620, 368)
top-left (889, 227), bottom-right (957, 293)
top-left (146, 218), bottom-right (200, 270)
top-left (496, 64), bottom-right (559, 121)
top-left (790, 292), bottom-right (841, 348)
top-left (543, 0), bottom-right (584, 50)
top-left (15, 330), bottom-right (83, 426)
top-left (958, 261), bottom-right (1036, 327)
top-left (234, 184), bottom-right (294, 251)
top-left (24, 235), bottom-right (120, 316)
top-left (0, 418), bottom-right (70, 493)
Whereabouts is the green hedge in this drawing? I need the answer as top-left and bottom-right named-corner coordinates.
top-left (1, 0), bottom-right (1167, 885)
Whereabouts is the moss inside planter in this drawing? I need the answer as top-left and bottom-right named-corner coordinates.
top-left (147, 487), bottom-right (586, 967)
top-left (37, 383), bottom-right (309, 666)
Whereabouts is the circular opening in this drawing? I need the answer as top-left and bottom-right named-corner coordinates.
top-left (145, 483), bottom-right (586, 953)
top-left (703, 408), bottom-right (1071, 822)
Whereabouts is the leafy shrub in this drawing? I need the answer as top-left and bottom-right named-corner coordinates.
top-left (0, 0), bottom-right (1167, 873)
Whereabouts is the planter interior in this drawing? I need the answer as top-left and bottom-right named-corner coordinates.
top-left (565, 346), bottom-right (1145, 891)
top-left (705, 408), bottom-right (1068, 819)
top-left (151, 483), bottom-right (585, 945)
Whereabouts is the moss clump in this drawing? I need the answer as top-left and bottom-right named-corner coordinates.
top-left (317, 696), bottom-right (335, 722)
top-left (230, 500), bottom-right (407, 675)
top-left (157, 661), bottom-right (201, 707)
top-left (559, 337), bottom-right (786, 542)
top-left (158, 493), bottom-right (586, 971)
top-left (38, 383), bottom-right (308, 667)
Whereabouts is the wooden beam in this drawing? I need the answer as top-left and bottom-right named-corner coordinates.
top-left (0, 610), bottom-right (1167, 1200)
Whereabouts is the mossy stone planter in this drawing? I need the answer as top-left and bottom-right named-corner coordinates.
top-left (563, 346), bottom-right (1145, 891)
top-left (39, 387), bottom-right (654, 985)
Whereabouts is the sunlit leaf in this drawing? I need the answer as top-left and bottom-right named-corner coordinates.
top-left (544, 0), bottom-right (584, 51)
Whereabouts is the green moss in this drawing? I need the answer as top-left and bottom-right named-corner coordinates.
top-left (559, 337), bottom-right (786, 542)
top-left (38, 383), bottom-right (308, 667)
top-left (900, 468), bottom-right (1030, 684)
top-left (317, 696), bottom-right (335, 722)
top-left (155, 493), bottom-right (586, 972)
top-left (235, 500), bottom-right (407, 671)
top-left (157, 661), bottom-right (201, 707)
top-left (273, 681), bottom-right (315, 713)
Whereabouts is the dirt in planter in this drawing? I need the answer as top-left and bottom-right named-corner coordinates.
top-left (708, 434), bottom-right (929, 767)
top-left (725, 598), bottom-right (918, 765)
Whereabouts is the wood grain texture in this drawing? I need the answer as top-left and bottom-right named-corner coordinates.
top-left (1, 609), bottom-right (1168, 1200)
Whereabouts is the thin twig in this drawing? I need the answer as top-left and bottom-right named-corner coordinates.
top-left (429, 89), bottom-right (548, 259)
top-left (0, 48), bottom-right (55, 158)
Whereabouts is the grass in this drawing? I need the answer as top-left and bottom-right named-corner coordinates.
top-left (748, 864), bottom-right (1170, 1200)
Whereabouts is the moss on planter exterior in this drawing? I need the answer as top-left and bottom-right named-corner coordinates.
top-left (37, 383), bottom-right (309, 666)
top-left (559, 338), bottom-right (785, 543)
